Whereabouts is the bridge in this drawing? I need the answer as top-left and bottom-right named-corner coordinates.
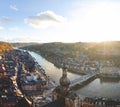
top-left (70, 72), bottom-right (100, 88)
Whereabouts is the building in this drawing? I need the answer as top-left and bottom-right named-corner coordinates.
top-left (52, 65), bottom-right (80, 107)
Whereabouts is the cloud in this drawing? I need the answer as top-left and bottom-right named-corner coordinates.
top-left (9, 27), bottom-right (19, 31)
top-left (31, 0), bottom-right (120, 43)
top-left (24, 11), bottom-right (66, 28)
top-left (0, 26), bottom-right (4, 30)
top-left (13, 36), bottom-right (40, 43)
top-left (0, 36), bottom-right (36, 43)
top-left (10, 5), bottom-right (18, 11)
top-left (85, 1), bottom-right (120, 41)
top-left (53, 0), bottom-right (120, 42)
top-left (1, 16), bottom-right (12, 23)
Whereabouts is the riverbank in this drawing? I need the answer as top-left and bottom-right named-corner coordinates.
top-left (33, 51), bottom-right (120, 79)
top-left (1, 48), bottom-right (120, 106)
top-left (21, 42), bottom-right (120, 79)
top-left (29, 51), bottom-right (120, 99)
top-left (29, 51), bottom-right (120, 106)
top-left (29, 51), bottom-right (87, 75)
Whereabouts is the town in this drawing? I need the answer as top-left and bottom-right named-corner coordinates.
top-left (0, 42), bottom-right (120, 107)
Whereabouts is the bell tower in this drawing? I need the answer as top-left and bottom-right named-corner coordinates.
top-left (52, 64), bottom-right (80, 107)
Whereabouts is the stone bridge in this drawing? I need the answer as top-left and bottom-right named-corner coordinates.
top-left (70, 72), bottom-right (99, 88)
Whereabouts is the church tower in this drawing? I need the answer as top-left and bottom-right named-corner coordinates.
top-left (52, 64), bottom-right (80, 107)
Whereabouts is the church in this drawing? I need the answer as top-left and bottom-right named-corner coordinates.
top-left (52, 65), bottom-right (80, 107)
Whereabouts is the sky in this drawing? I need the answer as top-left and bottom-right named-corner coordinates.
top-left (0, 0), bottom-right (120, 43)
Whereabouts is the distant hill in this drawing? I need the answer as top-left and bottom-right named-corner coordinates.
top-left (0, 41), bottom-right (13, 53)
top-left (21, 41), bottom-right (120, 56)
top-left (11, 42), bottom-right (40, 48)
top-left (21, 41), bottom-right (120, 66)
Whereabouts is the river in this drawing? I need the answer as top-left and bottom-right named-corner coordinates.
top-left (30, 51), bottom-right (120, 99)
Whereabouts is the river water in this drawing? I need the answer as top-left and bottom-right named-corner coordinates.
top-left (30, 51), bottom-right (120, 99)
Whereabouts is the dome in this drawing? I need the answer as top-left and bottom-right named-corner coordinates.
top-left (60, 64), bottom-right (70, 87)
top-left (60, 76), bottom-right (70, 87)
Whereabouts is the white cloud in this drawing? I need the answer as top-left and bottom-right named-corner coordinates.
top-left (13, 36), bottom-right (39, 43)
top-left (1, 16), bottom-right (11, 23)
top-left (3, 0), bottom-right (120, 43)
top-left (53, 0), bottom-right (120, 42)
top-left (0, 26), bottom-right (4, 30)
top-left (0, 36), bottom-right (33, 43)
top-left (25, 11), bottom-right (66, 28)
top-left (80, 0), bottom-right (120, 42)
top-left (10, 5), bottom-right (18, 11)
top-left (0, 36), bottom-right (9, 42)
top-left (9, 27), bottom-right (19, 31)
top-left (35, 0), bottom-right (120, 43)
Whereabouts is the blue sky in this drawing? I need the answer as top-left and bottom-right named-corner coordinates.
top-left (0, 0), bottom-right (120, 43)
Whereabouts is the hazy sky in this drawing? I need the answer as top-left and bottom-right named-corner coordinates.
top-left (0, 0), bottom-right (120, 43)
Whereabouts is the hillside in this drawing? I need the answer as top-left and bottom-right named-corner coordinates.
top-left (21, 41), bottom-right (120, 60)
top-left (21, 41), bottom-right (120, 75)
top-left (0, 42), bottom-right (13, 53)
top-left (11, 42), bottom-right (40, 48)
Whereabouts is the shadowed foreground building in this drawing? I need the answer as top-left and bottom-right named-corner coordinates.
top-left (52, 66), bottom-right (80, 107)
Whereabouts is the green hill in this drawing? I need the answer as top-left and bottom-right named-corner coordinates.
top-left (21, 41), bottom-right (120, 67)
